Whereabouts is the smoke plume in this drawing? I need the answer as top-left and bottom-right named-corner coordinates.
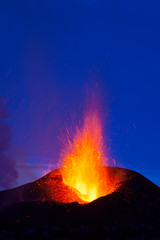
top-left (0, 98), bottom-right (18, 189)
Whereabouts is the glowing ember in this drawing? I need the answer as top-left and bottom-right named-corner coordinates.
top-left (62, 111), bottom-right (112, 202)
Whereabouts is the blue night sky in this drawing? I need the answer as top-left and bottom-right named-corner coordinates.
top-left (0, 0), bottom-right (160, 189)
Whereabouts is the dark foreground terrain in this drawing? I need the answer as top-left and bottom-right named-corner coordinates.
top-left (0, 167), bottom-right (160, 239)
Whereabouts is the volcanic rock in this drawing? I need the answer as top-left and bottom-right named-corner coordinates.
top-left (0, 167), bottom-right (160, 239)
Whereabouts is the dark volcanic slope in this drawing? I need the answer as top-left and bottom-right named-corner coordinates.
top-left (0, 167), bottom-right (160, 239)
top-left (0, 168), bottom-right (84, 209)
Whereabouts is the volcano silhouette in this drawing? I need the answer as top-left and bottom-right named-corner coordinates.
top-left (0, 167), bottom-right (160, 239)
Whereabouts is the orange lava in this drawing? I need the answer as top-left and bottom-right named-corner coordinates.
top-left (62, 111), bottom-right (113, 202)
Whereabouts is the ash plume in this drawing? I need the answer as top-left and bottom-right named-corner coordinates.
top-left (0, 98), bottom-right (18, 189)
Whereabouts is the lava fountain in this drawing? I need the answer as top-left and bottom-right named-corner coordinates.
top-left (62, 111), bottom-right (113, 202)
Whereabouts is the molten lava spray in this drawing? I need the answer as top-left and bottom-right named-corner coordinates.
top-left (62, 111), bottom-right (111, 202)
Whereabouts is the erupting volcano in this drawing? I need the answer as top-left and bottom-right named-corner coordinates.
top-left (62, 111), bottom-right (112, 202)
top-left (0, 102), bottom-right (160, 239)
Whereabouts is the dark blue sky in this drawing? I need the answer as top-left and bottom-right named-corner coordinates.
top-left (0, 0), bottom-right (160, 188)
